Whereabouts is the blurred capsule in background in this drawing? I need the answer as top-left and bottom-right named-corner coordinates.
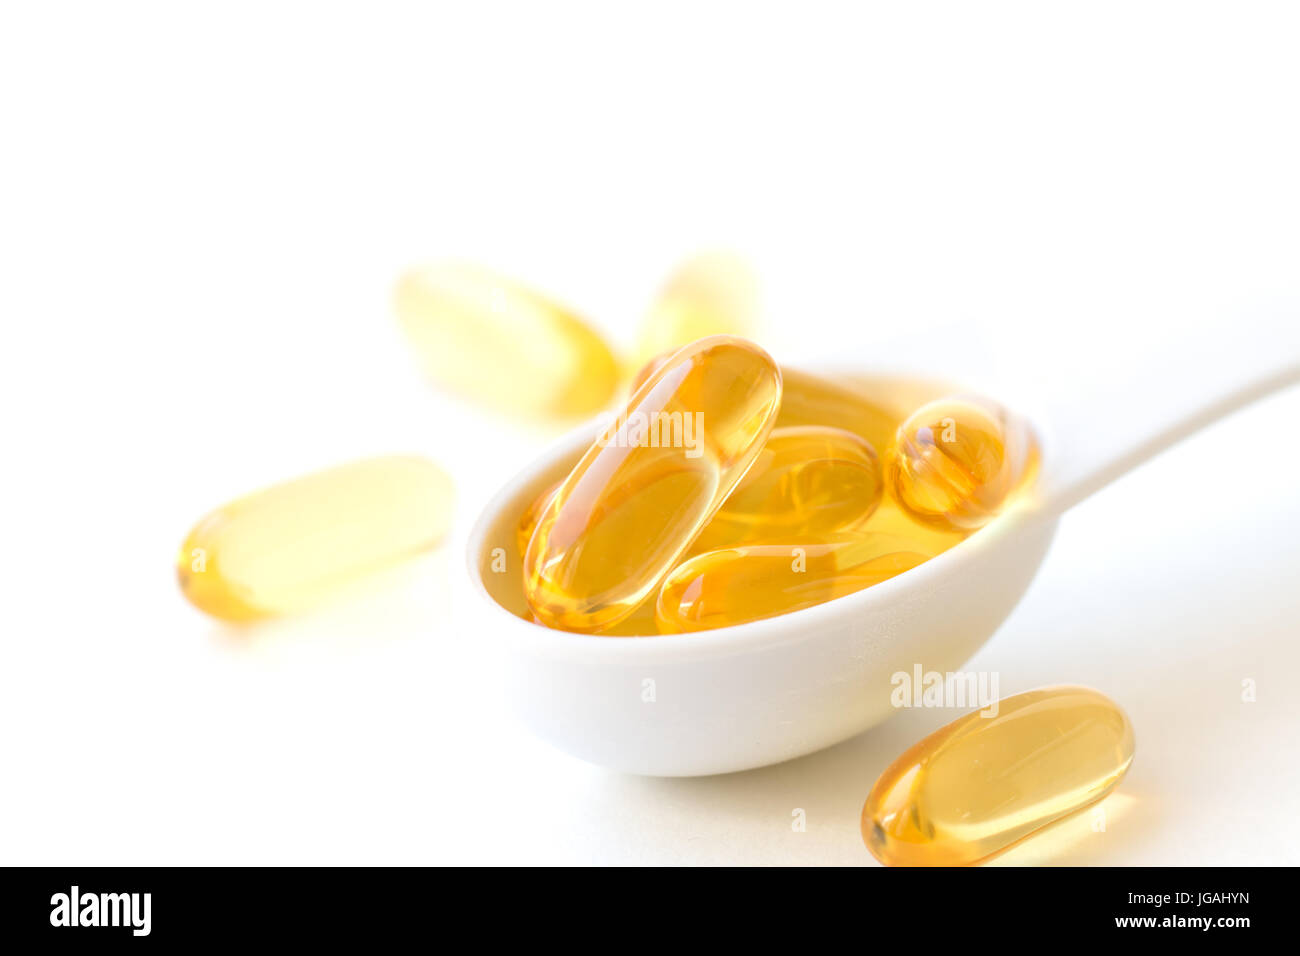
top-left (862, 686), bottom-right (1135, 866)
top-left (394, 263), bottom-right (620, 418)
top-left (690, 425), bottom-right (883, 553)
top-left (635, 253), bottom-right (759, 368)
top-left (656, 534), bottom-right (931, 632)
top-left (177, 456), bottom-right (453, 622)
top-left (888, 396), bottom-right (1038, 532)
top-left (525, 336), bottom-right (783, 633)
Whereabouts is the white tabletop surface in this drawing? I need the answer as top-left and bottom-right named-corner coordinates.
top-left (2, 1), bottom-right (1297, 865)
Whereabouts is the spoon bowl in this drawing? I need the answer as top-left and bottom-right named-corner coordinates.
top-left (467, 370), bottom-right (1058, 776)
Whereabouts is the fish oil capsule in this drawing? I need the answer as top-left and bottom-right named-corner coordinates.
top-left (516, 485), bottom-right (657, 635)
top-left (862, 686), bottom-right (1135, 866)
top-left (519, 427), bottom-right (883, 601)
top-left (635, 253), bottom-right (758, 368)
top-left (513, 481), bottom-right (660, 635)
top-left (177, 456), bottom-right (452, 621)
top-left (888, 396), bottom-right (1036, 532)
top-left (516, 481), bottom-right (560, 557)
top-left (394, 262), bottom-right (620, 418)
top-left (690, 426), bottom-right (883, 553)
top-left (656, 534), bottom-right (930, 632)
top-left (525, 336), bottom-right (782, 633)
top-left (632, 356), bottom-right (900, 455)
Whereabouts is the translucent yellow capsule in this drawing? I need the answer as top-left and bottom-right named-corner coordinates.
top-left (177, 456), bottom-right (452, 621)
top-left (632, 356), bottom-right (900, 455)
top-left (888, 396), bottom-right (1037, 532)
top-left (690, 426), bottom-right (883, 553)
top-left (862, 686), bottom-right (1135, 867)
top-left (394, 262), bottom-right (620, 418)
top-left (516, 481), bottom-right (560, 557)
top-left (532, 595), bottom-right (662, 637)
top-left (656, 534), bottom-right (930, 632)
top-left (635, 253), bottom-right (758, 368)
top-left (518, 426), bottom-right (883, 631)
top-left (525, 336), bottom-right (782, 633)
top-left (516, 486), bottom-right (658, 635)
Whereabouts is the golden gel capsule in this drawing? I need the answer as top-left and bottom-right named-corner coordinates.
top-left (517, 481), bottom-right (560, 557)
top-left (862, 686), bottom-right (1135, 867)
top-left (635, 253), bottom-right (758, 367)
top-left (632, 356), bottom-right (900, 456)
top-left (177, 456), bottom-right (452, 621)
top-left (516, 486), bottom-right (671, 635)
top-left (656, 534), bottom-right (929, 632)
top-left (691, 426), bottom-right (883, 553)
top-left (888, 396), bottom-right (1036, 532)
top-left (525, 336), bottom-right (782, 633)
top-left (394, 262), bottom-right (620, 417)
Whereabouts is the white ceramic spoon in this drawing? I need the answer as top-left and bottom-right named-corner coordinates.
top-left (466, 305), bottom-right (1300, 776)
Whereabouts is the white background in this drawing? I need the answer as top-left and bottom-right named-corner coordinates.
top-left (1, 1), bottom-right (1297, 865)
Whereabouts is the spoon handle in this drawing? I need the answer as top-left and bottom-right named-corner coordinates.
top-left (1034, 300), bottom-right (1300, 515)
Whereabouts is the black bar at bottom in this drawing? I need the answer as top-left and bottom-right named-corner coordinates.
top-left (0, 866), bottom-right (1279, 942)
